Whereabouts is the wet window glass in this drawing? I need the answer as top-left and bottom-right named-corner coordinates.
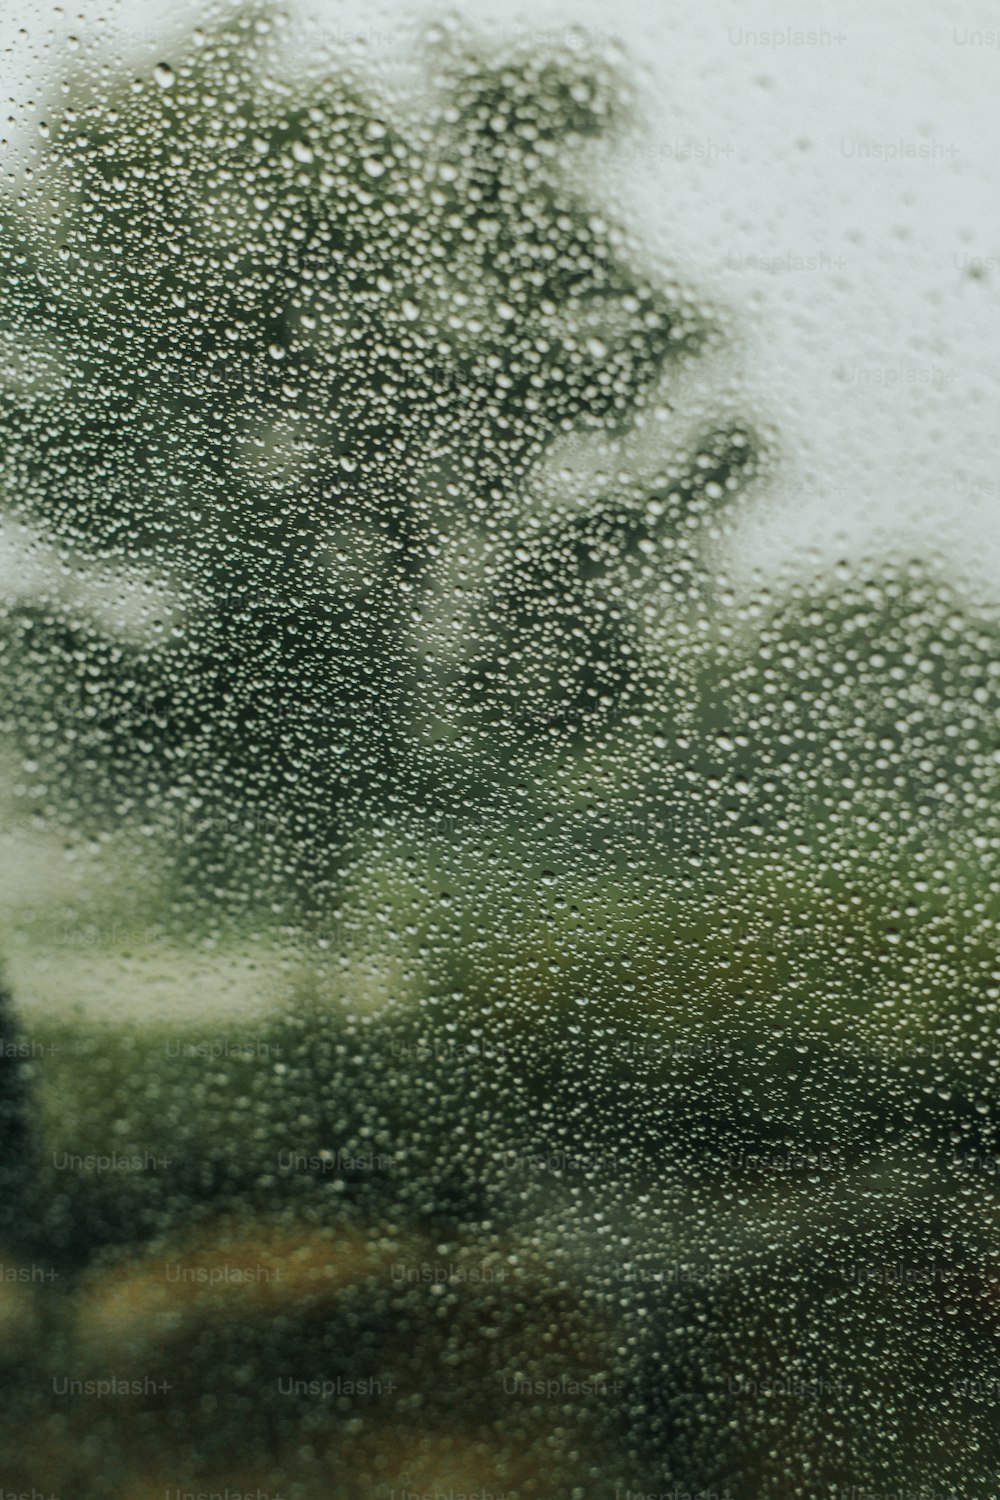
top-left (0, 3), bottom-right (996, 1497)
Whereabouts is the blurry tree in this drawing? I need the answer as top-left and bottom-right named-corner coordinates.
top-left (0, 10), bottom-right (757, 925)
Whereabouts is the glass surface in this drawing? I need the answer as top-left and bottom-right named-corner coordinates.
top-left (0, 3), bottom-right (996, 1496)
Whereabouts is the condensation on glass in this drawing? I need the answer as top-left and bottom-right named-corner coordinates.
top-left (0, 6), bottom-right (995, 1498)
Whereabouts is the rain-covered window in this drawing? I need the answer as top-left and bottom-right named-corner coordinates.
top-left (0, 2), bottom-right (996, 1496)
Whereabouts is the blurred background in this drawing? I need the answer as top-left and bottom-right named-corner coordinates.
top-left (0, 3), bottom-right (996, 1499)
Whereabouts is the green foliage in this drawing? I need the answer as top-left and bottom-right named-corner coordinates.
top-left (0, 11), bottom-right (760, 925)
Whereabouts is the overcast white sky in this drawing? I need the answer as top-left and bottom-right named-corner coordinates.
top-left (2, 0), bottom-right (999, 602)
